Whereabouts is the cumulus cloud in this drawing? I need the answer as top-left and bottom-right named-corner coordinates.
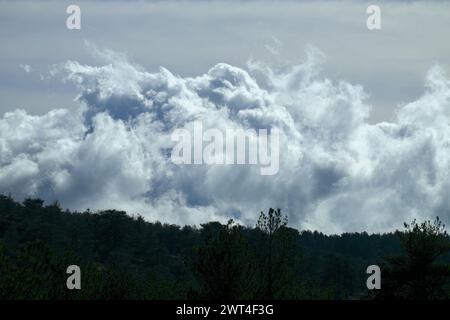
top-left (1, 46), bottom-right (450, 233)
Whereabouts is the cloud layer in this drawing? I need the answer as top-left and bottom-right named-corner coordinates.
top-left (1, 47), bottom-right (450, 233)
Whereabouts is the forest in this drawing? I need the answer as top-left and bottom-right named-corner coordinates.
top-left (0, 194), bottom-right (449, 300)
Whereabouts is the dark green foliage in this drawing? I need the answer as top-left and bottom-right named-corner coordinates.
top-left (256, 208), bottom-right (298, 299)
top-left (191, 220), bottom-right (256, 299)
top-left (0, 195), bottom-right (448, 300)
top-left (377, 217), bottom-right (450, 299)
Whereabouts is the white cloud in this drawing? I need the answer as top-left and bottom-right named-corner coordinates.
top-left (19, 64), bottom-right (31, 73)
top-left (1, 46), bottom-right (450, 233)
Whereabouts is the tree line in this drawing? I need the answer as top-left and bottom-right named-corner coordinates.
top-left (0, 195), bottom-right (449, 299)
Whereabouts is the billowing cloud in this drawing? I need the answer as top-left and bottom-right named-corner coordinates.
top-left (1, 46), bottom-right (450, 233)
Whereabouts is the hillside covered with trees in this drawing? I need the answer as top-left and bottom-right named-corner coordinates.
top-left (0, 195), bottom-right (449, 300)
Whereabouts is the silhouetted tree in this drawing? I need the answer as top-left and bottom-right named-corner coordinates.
top-left (192, 220), bottom-right (254, 299)
top-left (377, 217), bottom-right (450, 299)
top-left (256, 208), bottom-right (289, 299)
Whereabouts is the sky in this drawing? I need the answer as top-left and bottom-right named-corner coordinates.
top-left (1, 0), bottom-right (450, 233)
